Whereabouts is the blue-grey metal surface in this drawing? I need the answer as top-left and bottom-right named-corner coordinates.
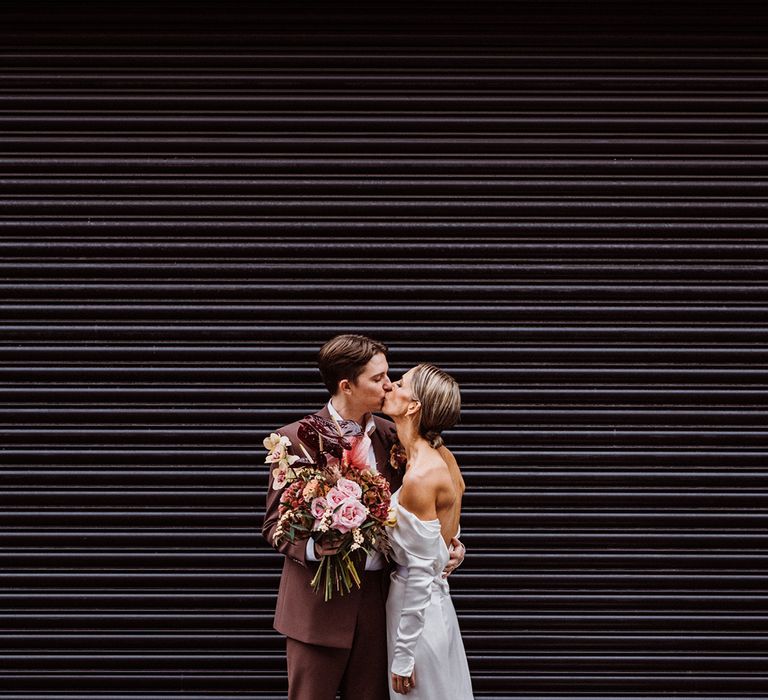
top-left (1, 2), bottom-right (767, 697)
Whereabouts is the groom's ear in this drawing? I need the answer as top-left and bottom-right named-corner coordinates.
top-left (338, 378), bottom-right (352, 395)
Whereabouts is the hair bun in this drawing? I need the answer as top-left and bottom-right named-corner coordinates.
top-left (425, 430), bottom-right (444, 449)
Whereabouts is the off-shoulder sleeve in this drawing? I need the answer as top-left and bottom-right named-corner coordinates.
top-left (390, 504), bottom-right (442, 677)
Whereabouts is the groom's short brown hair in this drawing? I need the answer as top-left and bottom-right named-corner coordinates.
top-left (318, 334), bottom-right (388, 395)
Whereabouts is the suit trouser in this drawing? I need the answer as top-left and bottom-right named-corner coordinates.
top-left (286, 570), bottom-right (390, 700)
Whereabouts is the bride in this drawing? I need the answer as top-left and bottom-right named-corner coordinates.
top-left (381, 363), bottom-right (474, 699)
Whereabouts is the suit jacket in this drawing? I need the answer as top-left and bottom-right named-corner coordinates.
top-left (261, 405), bottom-right (403, 648)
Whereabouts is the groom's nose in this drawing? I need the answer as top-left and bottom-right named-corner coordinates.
top-left (382, 375), bottom-right (393, 391)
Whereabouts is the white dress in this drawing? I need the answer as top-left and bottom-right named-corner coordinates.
top-left (386, 488), bottom-right (474, 700)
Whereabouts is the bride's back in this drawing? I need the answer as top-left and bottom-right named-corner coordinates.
top-left (436, 446), bottom-right (465, 546)
top-left (402, 445), bottom-right (464, 547)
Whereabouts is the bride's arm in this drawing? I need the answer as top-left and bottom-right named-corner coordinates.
top-left (391, 475), bottom-right (441, 677)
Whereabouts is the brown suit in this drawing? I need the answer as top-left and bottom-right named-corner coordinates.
top-left (262, 405), bottom-right (402, 699)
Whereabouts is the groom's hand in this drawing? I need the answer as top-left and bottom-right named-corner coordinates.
top-left (441, 537), bottom-right (466, 578)
top-left (314, 539), bottom-right (343, 558)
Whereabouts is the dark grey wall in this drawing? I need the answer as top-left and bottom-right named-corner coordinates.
top-left (1, 2), bottom-right (767, 698)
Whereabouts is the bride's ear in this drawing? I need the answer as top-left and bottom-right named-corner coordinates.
top-left (405, 399), bottom-right (421, 417)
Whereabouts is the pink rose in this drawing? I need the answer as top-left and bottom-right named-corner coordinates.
top-left (336, 477), bottom-right (362, 500)
top-left (332, 498), bottom-right (368, 534)
top-left (310, 496), bottom-right (328, 519)
top-left (326, 487), bottom-right (348, 509)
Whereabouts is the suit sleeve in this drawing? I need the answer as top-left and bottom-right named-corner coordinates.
top-left (260, 430), bottom-right (310, 568)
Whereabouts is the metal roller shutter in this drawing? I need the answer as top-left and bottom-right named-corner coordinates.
top-left (1, 2), bottom-right (767, 698)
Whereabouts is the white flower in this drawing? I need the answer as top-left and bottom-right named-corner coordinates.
top-left (272, 465), bottom-right (288, 490)
top-left (264, 434), bottom-right (296, 465)
top-left (263, 432), bottom-right (290, 452)
top-left (350, 527), bottom-right (365, 551)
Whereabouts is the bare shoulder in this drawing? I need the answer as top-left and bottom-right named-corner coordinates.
top-left (399, 453), bottom-right (452, 520)
top-left (403, 451), bottom-right (451, 488)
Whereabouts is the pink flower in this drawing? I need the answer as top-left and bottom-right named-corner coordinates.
top-left (336, 477), bottom-right (362, 500)
top-left (345, 433), bottom-right (371, 470)
top-left (332, 498), bottom-right (368, 533)
top-left (310, 496), bottom-right (328, 519)
top-left (326, 487), bottom-right (348, 509)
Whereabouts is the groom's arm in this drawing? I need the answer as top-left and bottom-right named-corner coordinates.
top-left (261, 428), bottom-right (310, 567)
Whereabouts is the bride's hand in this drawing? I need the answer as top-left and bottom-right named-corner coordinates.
top-left (391, 669), bottom-right (416, 694)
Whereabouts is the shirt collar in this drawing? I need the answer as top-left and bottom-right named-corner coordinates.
top-left (327, 399), bottom-right (375, 437)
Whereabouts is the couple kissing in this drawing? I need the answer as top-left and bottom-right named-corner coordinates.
top-left (262, 334), bottom-right (474, 699)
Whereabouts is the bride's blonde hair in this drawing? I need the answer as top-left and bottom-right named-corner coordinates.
top-left (409, 363), bottom-right (461, 449)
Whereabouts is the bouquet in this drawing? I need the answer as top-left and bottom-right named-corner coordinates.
top-left (265, 414), bottom-right (394, 601)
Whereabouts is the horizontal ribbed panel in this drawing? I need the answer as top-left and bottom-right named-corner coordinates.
top-left (2, 1), bottom-right (768, 698)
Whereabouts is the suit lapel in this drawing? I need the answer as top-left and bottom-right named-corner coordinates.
top-left (372, 417), bottom-right (402, 491)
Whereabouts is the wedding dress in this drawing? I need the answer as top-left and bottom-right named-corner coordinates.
top-left (386, 488), bottom-right (474, 700)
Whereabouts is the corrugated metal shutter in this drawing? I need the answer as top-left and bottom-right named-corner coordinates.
top-left (1, 2), bottom-right (767, 698)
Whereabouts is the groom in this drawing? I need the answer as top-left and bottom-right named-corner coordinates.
top-left (262, 334), bottom-right (464, 700)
